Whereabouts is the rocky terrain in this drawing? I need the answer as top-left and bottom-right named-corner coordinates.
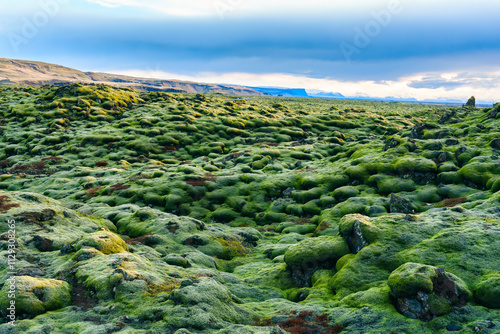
top-left (0, 83), bottom-right (499, 333)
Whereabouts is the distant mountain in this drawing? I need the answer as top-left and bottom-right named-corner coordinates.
top-left (306, 90), bottom-right (345, 99)
top-left (0, 58), bottom-right (265, 96)
top-left (248, 87), bottom-right (309, 97)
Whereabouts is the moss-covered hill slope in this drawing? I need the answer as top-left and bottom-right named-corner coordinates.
top-left (0, 84), bottom-right (499, 333)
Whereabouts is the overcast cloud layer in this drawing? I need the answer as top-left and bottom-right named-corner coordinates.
top-left (1, 0), bottom-right (499, 103)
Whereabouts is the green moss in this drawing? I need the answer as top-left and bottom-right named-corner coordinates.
top-left (344, 165), bottom-right (369, 182)
top-left (473, 273), bottom-right (500, 308)
top-left (290, 151), bottom-right (313, 160)
top-left (458, 163), bottom-right (497, 188)
top-left (331, 197), bottom-right (374, 217)
top-left (489, 177), bottom-right (500, 192)
top-left (387, 263), bottom-right (435, 297)
top-left (284, 236), bottom-right (350, 283)
top-left (282, 224), bottom-right (317, 235)
top-left (369, 175), bottom-right (417, 194)
top-left (76, 230), bottom-right (129, 254)
top-left (285, 204), bottom-right (304, 216)
top-left (302, 200), bottom-right (321, 215)
top-left (336, 253), bottom-right (356, 271)
top-left (322, 175), bottom-right (350, 191)
top-left (340, 286), bottom-right (391, 308)
top-left (393, 157), bottom-right (437, 174)
top-left (292, 187), bottom-right (327, 203)
top-left (0, 276), bottom-right (71, 317)
top-left (339, 214), bottom-right (380, 244)
top-left (428, 294), bottom-right (451, 316)
top-left (333, 186), bottom-right (359, 200)
top-left (437, 172), bottom-right (463, 185)
top-left (388, 262), bottom-right (471, 302)
top-left (211, 208), bottom-right (240, 223)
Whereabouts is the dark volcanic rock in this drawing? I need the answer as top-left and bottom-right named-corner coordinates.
top-left (284, 236), bottom-right (349, 287)
top-left (491, 139), bottom-right (500, 150)
top-left (339, 214), bottom-right (379, 254)
top-left (409, 123), bottom-right (426, 139)
top-left (489, 106), bottom-right (499, 119)
top-left (446, 323), bottom-right (462, 331)
top-left (33, 235), bottom-right (54, 252)
top-left (439, 111), bottom-right (457, 125)
top-left (389, 194), bottom-right (416, 214)
top-left (389, 263), bottom-right (471, 322)
top-left (383, 138), bottom-right (400, 151)
top-left (465, 96), bottom-right (476, 107)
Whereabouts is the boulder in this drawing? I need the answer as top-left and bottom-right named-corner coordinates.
top-left (389, 194), bottom-right (416, 214)
top-left (473, 273), bottom-right (500, 308)
top-left (409, 123), bottom-right (426, 139)
top-left (491, 139), bottom-right (500, 150)
top-left (338, 214), bottom-right (380, 253)
top-left (76, 229), bottom-right (129, 255)
top-left (0, 276), bottom-right (71, 318)
top-left (465, 96), bottom-right (476, 107)
top-left (284, 236), bottom-right (350, 287)
top-left (388, 263), bottom-right (471, 321)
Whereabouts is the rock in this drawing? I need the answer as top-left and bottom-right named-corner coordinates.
top-left (33, 235), bottom-right (54, 252)
top-left (491, 139), bottom-right (500, 150)
top-left (167, 278), bottom-right (254, 329)
top-left (76, 229), bottom-right (129, 255)
top-left (473, 273), bottom-right (500, 308)
top-left (389, 194), bottom-right (416, 214)
top-left (284, 236), bottom-right (350, 287)
top-left (423, 141), bottom-right (443, 151)
top-left (0, 276), bottom-right (71, 318)
top-left (488, 105), bottom-right (499, 119)
top-left (365, 205), bottom-right (387, 217)
top-left (59, 242), bottom-right (75, 255)
top-left (445, 139), bottom-right (459, 146)
top-left (174, 329), bottom-right (193, 334)
top-left (439, 110), bottom-right (457, 124)
top-left (383, 138), bottom-right (400, 151)
top-left (165, 254), bottom-right (191, 268)
top-left (270, 325), bottom-right (288, 334)
top-left (388, 263), bottom-right (471, 321)
top-left (339, 214), bottom-right (380, 253)
top-left (409, 123), bottom-right (426, 139)
top-left (282, 187), bottom-right (294, 197)
top-left (446, 323), bottom-right (463, 331)
top-left (436, 151), bottom-right (451, 163)
top-left (237, 231), bottom-right (260, 247)
top-left (465, 96), bottom-right (476, 107)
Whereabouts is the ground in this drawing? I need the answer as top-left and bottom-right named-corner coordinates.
top-left (0, 84), bottom-right (499, 333)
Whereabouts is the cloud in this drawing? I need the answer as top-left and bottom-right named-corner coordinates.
top-left (85, 0), bottom-right (233, 17)
top-left (408, 72), bottom-right (500, 90)
top-left (82, 0), bottom-right (500, 20)
top-left (109, 68), bottom-right (500, 103)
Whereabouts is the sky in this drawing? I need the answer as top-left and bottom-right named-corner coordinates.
top-left (1, 0), bottom-right (499, 103)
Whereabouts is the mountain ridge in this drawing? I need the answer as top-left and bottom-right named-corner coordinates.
top-left (0, 58), bottom-right (265, 96)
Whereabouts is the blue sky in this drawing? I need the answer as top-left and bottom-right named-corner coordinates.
top-left (1, 0), bottom-right (500, 102)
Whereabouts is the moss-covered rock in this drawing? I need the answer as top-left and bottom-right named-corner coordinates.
top-left (473, 273), bottom-right (500, 308)
top-left (338, 214), bottom-right (380, 253)
top-left (284, 236), bottom-right (350, 287)
top-left (0, 276), bottom-right (71, 318)
top-left (76, 229), bottom-right (129, 254)
top-left (388, 263), bottom-right (471, 321)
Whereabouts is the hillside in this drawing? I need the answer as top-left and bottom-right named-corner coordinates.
top-left (0, 58), bottom-right (265, 96)
top-left (0, 84), bottom-right (499, 333)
